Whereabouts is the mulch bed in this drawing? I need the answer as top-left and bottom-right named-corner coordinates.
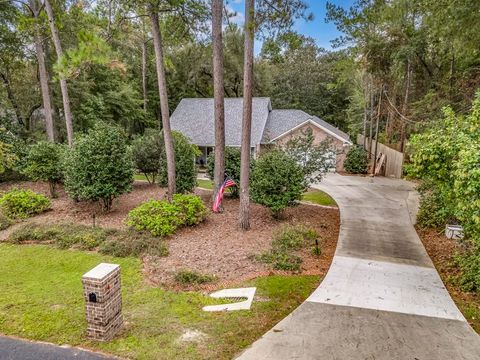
top-left (0, 181), bottom-right (340, 289)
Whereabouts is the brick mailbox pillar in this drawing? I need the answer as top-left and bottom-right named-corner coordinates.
top-left (82, 263), bottom-right (123, 341)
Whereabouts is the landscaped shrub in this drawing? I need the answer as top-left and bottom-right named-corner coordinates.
top-left (62, 122), bottom-right (134, 211)
top-left (257, 225), bottom-right (319, 271)
top-left (8, 223), bottom-right (167, 257)
top-left (172, 194), bottom-right (208, 226)
top-left (126, 195), bottom-right (207, 237)
top-left (206, 147), bottom-right (242, 197)
top-left (174, 270), bottom-right (216, 284)
top-left (0, 189), bottom-right (50, 219)
top-left (0, 211), bottom-right (11, 230)
top-left (416, 182), bottom-right (457, 229)
top-left (158, 131), bottom-right (200, 193)
top-left (250, 150), bottom-right (305, 218)
top-left (21, 141), bottom-right (63, 197)
top-left (131, 129), bottom-right (162, 184)
top-left (283, 128), bottom-right (335, 185)
top-left (344, 145), bottom-right (368, 174)
top-left (126, 200), bottom-right (183, 237)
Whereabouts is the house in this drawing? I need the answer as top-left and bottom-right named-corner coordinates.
top-left (170, 97), bottom-right (352, 172)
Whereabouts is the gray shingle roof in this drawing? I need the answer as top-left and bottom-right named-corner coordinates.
top-left (262, 110), bottom-right (351, 144)
top-left (170, 97), bottom-right (271, 147)
top-left (170, 98), bottom-right (351, 147)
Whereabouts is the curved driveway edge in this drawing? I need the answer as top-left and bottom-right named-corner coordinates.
top-left (236, 174), bottom-right (480, 360)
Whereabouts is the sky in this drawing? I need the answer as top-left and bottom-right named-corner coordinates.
top-left (226, 0), bottom-right (356, 53)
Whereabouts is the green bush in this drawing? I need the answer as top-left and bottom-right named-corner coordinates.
top-left (131, 129), bottom-right (162, 184)
top-left (126, 200), bottom-right (182, 237)
top-left (172, 194), bottom-right (208, 226)
top-left (158, 131), bottom-right (200, 193)
top-left (21, 141), bottom-right (63, 197)
top-left (174, 270), bottom-right (216, 284)
top-left (0, 211), bottom-right (11, 230)
top-left (257, 225), bottom-right (319, 271)
top-left (62, 123), bottom-right (134, 211)
top-left (416, 182), bottom-right (457, 229)
top-left (8, 223), bottom-right (167, 257)
top-left (455, 248), bottom-right (480, 292)
top-left (251, 150), bottom-right (305, 218)
top-left (126, 195), bottom-right (207, 237)
top-left (206, 147), bottom-right (242, 197)
top-left (344, 145), bottom-right (368, 174)
top-left (0, 189), bottom-right (50, 219)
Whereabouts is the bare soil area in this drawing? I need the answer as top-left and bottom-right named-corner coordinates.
top-left (0, 181), bottom-right (340, 288)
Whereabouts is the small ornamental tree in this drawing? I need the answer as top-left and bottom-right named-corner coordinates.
top-left (63, 123), bottom-right (134, 211)
top-left (251, 149), bottom-right (305, 218)
top-left (22, 141), bottom-right (63, 197)
top-left (344, 145), bottom-right (368, 174)
top-left (206, 147), bottom-right (241, 197)
top-left (282, 128), bottom-right (335, 185)
top-left (158, 131), bottom-right (200, 194)
top-left (131, 129), bottom-right (162, 184)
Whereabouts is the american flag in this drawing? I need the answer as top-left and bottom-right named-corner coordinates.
top-left (212, 177), bottom-right (237, 213)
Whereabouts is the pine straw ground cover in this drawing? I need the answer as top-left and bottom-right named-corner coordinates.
top-left (417, 228), bottom-right (480, 333)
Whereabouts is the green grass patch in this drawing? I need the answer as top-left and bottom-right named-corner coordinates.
top-left (302, 189), bottom-right (336, 206)
top-left (196, 179), bottom-right (213, 190)
top-left (134, 173), bottom-right (149, 181)
top-left (0, 244), bottom-right (319, 359)
top-left (8, 223), bottom-right (168, 258)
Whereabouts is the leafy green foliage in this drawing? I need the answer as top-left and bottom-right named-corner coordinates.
top-left (416, 181), bottom-right (456, 229)
top-left (174, 270), bottom-right (216, 285)
top-left (8, 223), bottom-right (167, 258)
top-left (251, 150), bottom-right (305, 217)
top-left (126, 194), bottom-right (207, 237)
top-left (21, 141), bottom-right (63, 197)
top-left (0, 129), bottom-right (17, 174)
top-left (455, 248), bottom-right (480, 292)
top-left (344, 145), bottom-right (368, 174)
top-left (131, 129), bottom-right (162, 184)
top-left (282, 128), bottom-right (335, 184)
top-left (258, 225), bottom-right (319, 271)
top-left (0, 189), bottom-right (50, 219)
top-left (206, 147), bottom-right (241, 197)
top-left (0, 211), bottom-right (11, 230)
top-left (158, 131), bottom-right (200, 194)
top-left (62, 123), bottom-right (134, 211)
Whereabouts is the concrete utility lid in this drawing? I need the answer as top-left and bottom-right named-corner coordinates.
top-left (82, 263), bottom-right (120, 280)
top-left (203, 287), bottom-right (256, 312)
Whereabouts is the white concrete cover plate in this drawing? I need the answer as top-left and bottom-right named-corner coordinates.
top-left (202, 287), bottom-right (257, 312)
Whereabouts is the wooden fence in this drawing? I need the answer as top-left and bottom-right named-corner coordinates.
top-left (357, 134), bottom-right (404, 179)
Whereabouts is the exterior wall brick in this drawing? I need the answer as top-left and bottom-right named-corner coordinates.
top-left (82, 263), bottom-right (123, 341)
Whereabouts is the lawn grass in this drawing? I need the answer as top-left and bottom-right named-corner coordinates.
top-left (302, 189), bottom-right (337, 206)
top-left (134, 173), bottom-right (149, 182)
top-left (196, 179), bottom-right (214, 190)
top-left (0, 244), bottom-right (319, 359)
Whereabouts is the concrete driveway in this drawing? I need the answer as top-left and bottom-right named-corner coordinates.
top-left (237, 174), bottom-right (480, 359)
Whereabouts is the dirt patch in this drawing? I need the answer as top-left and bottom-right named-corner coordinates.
top-left (0, 181), bottom-right (339, 288)
top-left (417, 227), bottom-right (480, 332)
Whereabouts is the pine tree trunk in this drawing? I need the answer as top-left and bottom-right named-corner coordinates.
top-left (212, 0), bottom-right (225, 203)
top-left (149, 6), bottom-right (176, 200)
top-left (34, 27), bottom-right (55, 142)
top-left (142, 40), bottom-right (148, 114)
top-left (239, 0), bottom-right (254, 230)
top-left (44, 0), bottom-right (74, 146)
